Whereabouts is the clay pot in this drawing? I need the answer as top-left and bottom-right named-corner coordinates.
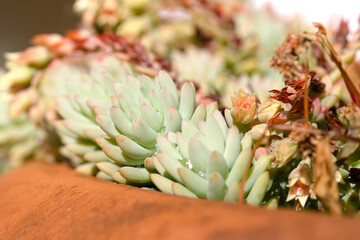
top-left (0, 162), bottom-right (359, 239)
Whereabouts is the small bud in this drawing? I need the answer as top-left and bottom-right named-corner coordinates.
top-left (255, 147), bottom-right (270, 159)
top-left (257, 100), bottom-right (281, 123)
top-left (250, 124), bottom-right (270, 143)
top-left (230, 88), bottom-right (256, 124)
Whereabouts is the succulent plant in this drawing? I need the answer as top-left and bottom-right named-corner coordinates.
top-left (172, 47), bottom-right (227, 96)
top-left (54, 56), bottom-right (215, 185)
top-left (72, 0), bottom-right (300, 78)
top-left (145, 109), bottom-right (275, 205)
top-left (1, 0), bottom-right (360, 215)
top-left (0, 100), bottom-right (47, 174)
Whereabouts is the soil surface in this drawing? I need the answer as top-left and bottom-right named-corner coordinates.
top-left (0, 162), bottom-right (359, 240)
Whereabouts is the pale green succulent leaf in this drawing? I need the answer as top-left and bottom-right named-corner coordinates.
top-left (140, 101), bottom-right (163, 132)
top-left (96, 161), bottom-right (120, 176)
top-left (116, 134), bottom-right (155, 159)
top-left (66, 143), bottom-right (97, 156)
top-left (245, 154), bottom-right (272, 194)
top-left (190, 104), bottom-right (206, 127)
top-left (157, 135), bottom-right (182, 160)
top-left (84, 150), bottom-right (110, 162)
top-left (205, 102), bottom-right (218, 120)
top-left (75, 162), bottom-right (98, 176)
top-left (83, 127), bottom-right (106, 141)
top-left (110, 171), bottom-right (127, 184)
top-left (132, 118), bottom-right (158, 148)
top-left (265, 197), bottom-right (279, 209)
top-left (157, 153), bottom-right (184, 183)
top-left (110, 106), bottom-right (132, 137)
top-left (224, 109), bottom-right (233, 128)
top-left (188, 136), bottom-right (210, 173)
top-left (161, 87), bottom-right (178, 118)
top-left (139, 75), bottom-right (159, 99)
top-left (212, 110), bottom-right (228, 140)
top-left (178, 167), bottom-right (208, 198)
top-left (63, 119), bottom-right (100, 139)
top-left (224, 181), bottom-right (241, 202)
top-left (165, 106), bottom-right (182, 132)
top-left (96, 171), bottom-right (113, 181)
top-left (207, 172), bottom-right (227, 200)
top-left (150, 173), bottom-right (174, 194)
top-left (241, 133), bottom-right (253, 151)
top-left (171, 182), bottom-right (198, 198)
top-left (97, 140), bottom-right (144, 165)
top-left (119, 167), bottom-right (151, 183)
top-left (158, 70), bottom-right (179, 106)
top-left (179, 82), bottom-right (196, 120)
top-left (176, 133), bottom-right (190, 160)
top-left (246, 171), bottom-right (269, 206)
top-left (57, 97), bottom-right (93, 124)
top-left (226, 148), bottom-right (252, 187)
top-left (74, 95), bottom-right (96, 119)
top-left (96, 115), bottom-right (120, 138)
top-left (151, 155), bottom-right (167, 176)
top-left (181, 119), bottom-right (199, 138)
top-left (53, 120), bottom-right (77, 139)
top-left (144, 156), bottom-right (157, 173)
top-left (203, 116), bottom-right (225, 154)
top-left (87, 99), bottom-right (110, 115)
top-left (207, 151), bottom-right (229, 179)
top-left (149, 88), bottom-right (163, 116)
top-left (117, 93), bottom-right (139, 117)
top-left (224, 126), bottom-right (241, 168)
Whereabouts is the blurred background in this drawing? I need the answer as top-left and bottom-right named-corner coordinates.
top-left (0, 0), bottom-right (77, 66)
top-left (0, 0), bottom-right (358, 66)
top-left (255, 0), bottom-right (359, 30)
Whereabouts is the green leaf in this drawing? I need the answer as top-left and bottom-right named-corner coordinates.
top-left (132, 118), bottom-right (158, 148)
top-left (245, 154), bottom-right (272, 194)
top-left (226, 148), bottom-right (252, 187)
top-left (179, 82), bottom-right (196, 120)
top-left (178, 167), bottom-right (208, 198)
top-left (150, 173), bottom-right (174, 194)
top-left (119, 167), bottom-right (151, 183)
top-left (157, 153), bottom-right (184, 183)
top-left (246, 171), bottom-right (269, 206)
top-left (172, 182), bottom-right (198, 198)
top-left (207, 151), bottom-right (229, 179)
top-left (224, 126), bottom-right (241, 168)
top-left (207, 172), bottom-right (226, 200)
top-left (115, 135), bottom-right (155, 159)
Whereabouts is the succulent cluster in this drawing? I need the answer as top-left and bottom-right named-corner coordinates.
top-left (1, 0), bottom-right (360, 215)
top-left (55, 57), bottom-right (202, 185)
top-left (72, 0), bottom-right (304, 98)
top-left (147, 111), bottom-right (273, 205)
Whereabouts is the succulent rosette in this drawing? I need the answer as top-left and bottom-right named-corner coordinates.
top-left (146, 109), bottom-right (275, 205)
top-left (54, 56), bottom-right (207, 185)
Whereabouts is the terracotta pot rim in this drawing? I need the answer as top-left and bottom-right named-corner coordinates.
top-left (0, 162), bottom-right (359, 240)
